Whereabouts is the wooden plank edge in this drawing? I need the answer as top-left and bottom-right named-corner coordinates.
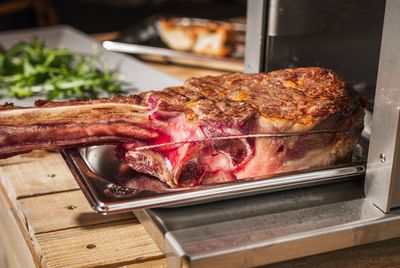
top-left (0, 181), bottom-right (43, 267)
top-left (94, 255), bottom-right (166, 268)
top-left (16, 188), bottom-right (80, 200)
top-left (0, 189), bottom-right (36, 267)
top-left (35, 219), bottom-right (164, 267)
top-left (34, 217), bottom-right (139, 235)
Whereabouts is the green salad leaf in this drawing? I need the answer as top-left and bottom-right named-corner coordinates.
top-left (0, 37), bottom-right (125, 100)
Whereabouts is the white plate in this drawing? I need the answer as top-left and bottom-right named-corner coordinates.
top-left (0, 25), bottom-right (181, 106)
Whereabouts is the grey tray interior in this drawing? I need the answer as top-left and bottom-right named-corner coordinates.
top-left (61, 135), bottom-right (367, 214)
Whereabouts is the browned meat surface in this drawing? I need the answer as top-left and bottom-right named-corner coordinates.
top-left (158, 18), bottom-right (234, 57)
top-left (0, 67), bottom-right (364, 188)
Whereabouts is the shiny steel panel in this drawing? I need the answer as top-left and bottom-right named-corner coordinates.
top-left (244, 0), bottom-right (267, 73)
top-left (365, 0), bottom-right (400, 212)
top-left (164, 200), bottom-right (400, 268)
top-left (139, 179), bottom-right (365, 233)
top-left (135, 179), bottom-right (400, 267)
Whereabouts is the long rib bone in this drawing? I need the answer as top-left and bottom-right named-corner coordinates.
top-left (0, 101), bottom-right (152, 158)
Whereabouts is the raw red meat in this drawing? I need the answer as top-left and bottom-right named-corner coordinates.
top-left (0, 67), bottom-right (364, 188)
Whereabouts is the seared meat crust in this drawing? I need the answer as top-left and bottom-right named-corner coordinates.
top-left (142, 67), bottom-right (362, 132)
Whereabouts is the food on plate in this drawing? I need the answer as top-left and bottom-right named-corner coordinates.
top-left (158, 18), bottom-right (234, 57)
top-left (0, 67), bottom-right (364, 188)
top-left (0, 37), bottom-right (124, 100)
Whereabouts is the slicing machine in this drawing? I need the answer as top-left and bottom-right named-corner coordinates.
top-left (131, 0), bottom-right (400, 267)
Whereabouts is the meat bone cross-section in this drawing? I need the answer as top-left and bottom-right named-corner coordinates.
top-left (0, 67), bottom-right (364, 188)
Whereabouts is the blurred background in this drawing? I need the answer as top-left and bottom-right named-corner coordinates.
top-left (0, 0), bottom-right (386, 93)
top-left (0, 0), bottom-right (246, 33)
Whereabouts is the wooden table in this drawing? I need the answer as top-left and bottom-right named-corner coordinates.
top-left (2, 62), bottom-right (400, 268)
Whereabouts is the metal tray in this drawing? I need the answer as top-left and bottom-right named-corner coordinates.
top-left (61, 141), bottom-right (367, 214)
top-left (103, 16), bottom-right (245, 72)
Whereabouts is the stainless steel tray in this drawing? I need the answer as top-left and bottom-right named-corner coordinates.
top-left (61, 144), bottom-right (366, 214)
top-left (103, 16), bottom-right (245, 72)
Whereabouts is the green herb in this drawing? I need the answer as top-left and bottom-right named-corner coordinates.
top-left (0, 37), bottom-right (125, 100)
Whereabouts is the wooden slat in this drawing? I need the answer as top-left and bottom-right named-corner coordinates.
top-left (0, 151), bottom-right (47, 166)
top-left (19, 190), bottom-right (135, 233)
top-left (35, 220), bottom-right (164, 268)
top-left (0, 183), bottom-right (37, 268)
top-left (0, 182), bottom-right (40, 267)
top-left (0, 151), bottom-right (79, 198)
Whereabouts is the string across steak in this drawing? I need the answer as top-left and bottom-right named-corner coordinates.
top-left (0, 67), bottom-right (364, 188)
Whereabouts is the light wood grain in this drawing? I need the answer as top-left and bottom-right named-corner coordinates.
top-left (0, 184), bottom-right (37, 268)
top-left (0, 151), bottom-right (79, 198)
top-left (148, 62), bottom-right (226, 81)
top-left (0, 150), bottom-right (48, 166)
top-left (36, 220), bottom-right (164, 268)
top-left (125, 258), bottom-right (167, 268)
top-left (19, 190), bottom-right (135, 233)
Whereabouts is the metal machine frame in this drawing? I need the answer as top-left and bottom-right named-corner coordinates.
top-left (364, 0), bottom-right (400, 213)
top-left (246, 0), bottom-right (400, 213)
top-left (134, 1), bottom-right (400, 267)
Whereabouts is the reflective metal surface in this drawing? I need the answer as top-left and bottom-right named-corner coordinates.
top-left (62, 145), bottom-right (365, 213)
top-left (137, 179), bottom-right (365, 234)
top-left (136, 179), bottom-right (400, 267)
top-left (365, 0), bottom-right (400, 212)
top-left (103, 41), bottom-right (244, 72)
top-left (245, 0), bottom-right (384, 89)
top-left (244, 0), bottom-right (267, 73)
top-left (164, 200), bottom-right (400, 268)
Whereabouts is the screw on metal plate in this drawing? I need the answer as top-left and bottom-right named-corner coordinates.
top-left (379, 153), bottom-right (386, 163)
top-left (105, 183), bottom-right (136, 197)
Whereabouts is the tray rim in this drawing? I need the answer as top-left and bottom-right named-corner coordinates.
top-left (61, 147), bottom-right (366, 214)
